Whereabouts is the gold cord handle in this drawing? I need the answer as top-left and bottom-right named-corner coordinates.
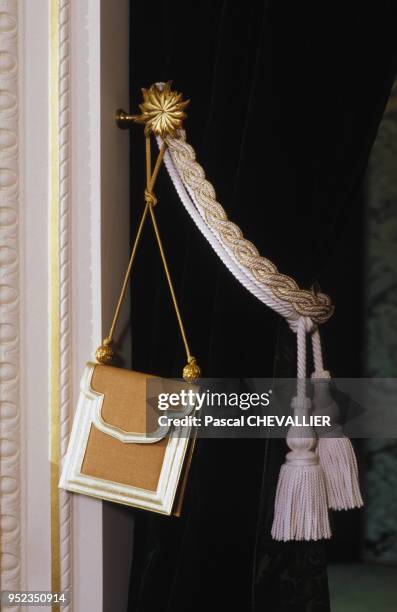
top-left (96, 135), bottom-right (200, 381)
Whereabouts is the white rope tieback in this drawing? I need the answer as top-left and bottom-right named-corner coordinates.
top-left (160, 130), bottom-right (334, 332)
top-left (156, 118), bottom-right (363, 542)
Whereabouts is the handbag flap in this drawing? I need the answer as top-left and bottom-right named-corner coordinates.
top-left (91, 364), bottom-right (152, 435)
top-left (88, 363), bottom-right (197, 443)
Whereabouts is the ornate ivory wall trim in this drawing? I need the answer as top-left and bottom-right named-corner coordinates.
top-left (0, 0), bottom-right (21, 604)
top-left (57, 0), bottom-right (72, 602)
top-left (49, 0), bottom-right (72, 607)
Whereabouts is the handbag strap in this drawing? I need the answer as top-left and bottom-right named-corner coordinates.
top-left (95, 134), bottom-right (201, 381)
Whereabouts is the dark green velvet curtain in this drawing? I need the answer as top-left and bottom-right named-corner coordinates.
top-left (127, 2), bottom-right (397, 610)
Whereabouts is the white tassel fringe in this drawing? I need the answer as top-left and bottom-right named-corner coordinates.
top-left (318, 437), bottom-right (363, 511)
top-left (272, 458), bottom-right (331, 541)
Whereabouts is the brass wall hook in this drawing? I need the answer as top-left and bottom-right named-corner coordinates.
top-left (115, 108), bottom-right (135, 129)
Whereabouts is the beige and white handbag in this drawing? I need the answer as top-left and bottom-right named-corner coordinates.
top-left (59, 122), bottom-right (201, 516)
top-left (59, 363), bottom-right (198, 515)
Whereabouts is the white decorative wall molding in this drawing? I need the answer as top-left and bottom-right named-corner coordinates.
top-left (0, 0), bottom-right (21, 606)
top-left (0, 1), bottom-right (129, 608)
top-left (57, 0), bottom-right (72, 607)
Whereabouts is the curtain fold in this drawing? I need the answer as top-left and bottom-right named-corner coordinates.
top-left (128, 2), bottom-right (397, 610)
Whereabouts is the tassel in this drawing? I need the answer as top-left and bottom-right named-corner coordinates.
top-left (272, 317), bottom-right (330, 542)
top-left (312, 376), bottom-right (363, 510)
top-left (272, 396), bottom-right (331, 541)
top-left (311, 328), bottom-right (363, 511)
top-left (317, 437), bottom-right (363, 510)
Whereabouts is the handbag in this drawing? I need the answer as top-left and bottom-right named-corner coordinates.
top-left (59, 121), bottom-right (201, 516)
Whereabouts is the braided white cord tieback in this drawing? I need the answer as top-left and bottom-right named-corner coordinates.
top-left (151, 95), bottom-right (362, 539)
top-left (157, 130), bottom-right (334, 333)
top-left (159, 136), bottom-right (298, 328)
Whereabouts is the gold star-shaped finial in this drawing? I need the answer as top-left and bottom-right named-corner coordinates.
top-left (132, 81), bottom-right (189, 138)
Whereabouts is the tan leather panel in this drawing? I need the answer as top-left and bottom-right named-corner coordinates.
top-left (81, 424), bottom-right (167, 492)
top-left (91, 363), bottom-right (156, 434)
top-left (81, 364), bottom-right (165, 492)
